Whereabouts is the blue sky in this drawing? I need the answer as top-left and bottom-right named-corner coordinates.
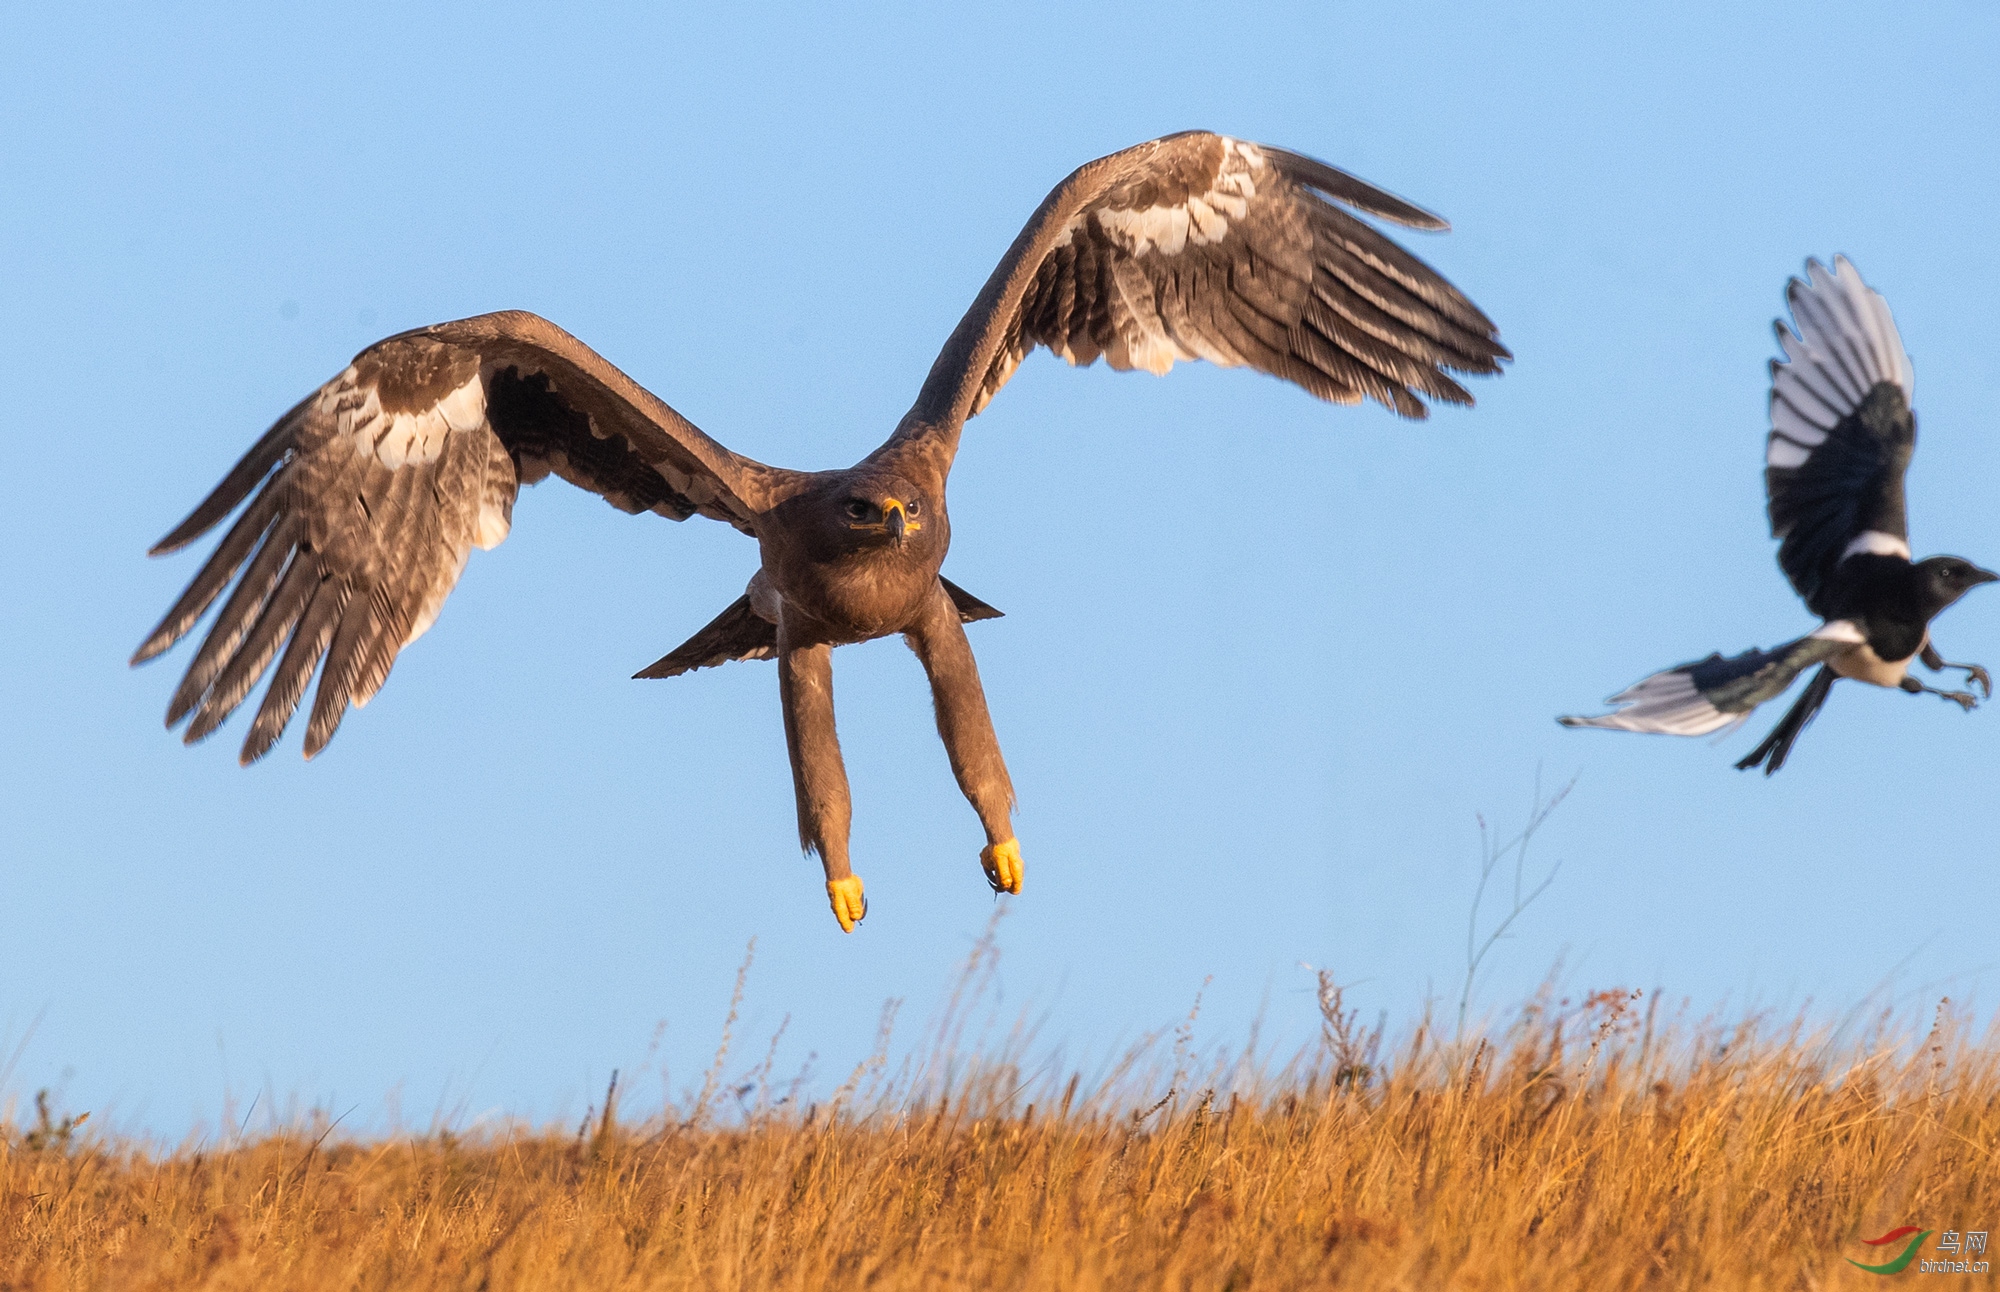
top-left (4, 2), bottom-right (1997, 1135)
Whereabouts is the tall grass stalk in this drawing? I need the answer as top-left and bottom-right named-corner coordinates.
top-left (3, 939), bottom-right (1994, 1290)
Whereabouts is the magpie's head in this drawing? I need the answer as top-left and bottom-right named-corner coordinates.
top-left (1916, 555), bottom-right (1999, 609)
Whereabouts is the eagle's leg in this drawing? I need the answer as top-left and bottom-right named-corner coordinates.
top-left (904, 581), bottom-right (1022, 895)
top-left (1900, 673), bottom-right (1980, 711)
top-left (776, 633), bottom-right (866, 932)
top-left (1920, 642), bottom-right (1992, 698)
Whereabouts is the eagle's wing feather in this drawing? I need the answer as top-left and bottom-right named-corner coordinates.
top-left (134, 311), bottom-right (783, 763)
top-left (896, 132), bottom-right (1507, 446)
top-left (1764, 257), bottom-right (1917, 615)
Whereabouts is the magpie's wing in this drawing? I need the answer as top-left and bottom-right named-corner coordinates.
top-left (1558, 626), bottom-right (1855, 736)
top-left (133, 311), bottom-right (788, 764)
top-left (1764, 257), bottom-right (1917, 615)
top-left (893, 132), bottom-right (1508, 446)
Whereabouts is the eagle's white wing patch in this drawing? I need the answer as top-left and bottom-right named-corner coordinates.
top-left (1056, 138), bottom-right (1270, 378)
top-left (1102, 256), bottom-right (1197, 375)
top-left (324, 367), bottom-right (488, 471)
top-left (957, 131), bottom-right (1509, 425)
top-left (1085, 137), bottom-right (1263, 259)
top-left (310, 364), bottom-right (512, 645)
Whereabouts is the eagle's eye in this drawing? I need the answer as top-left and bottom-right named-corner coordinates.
top-left (905, 499), bottom-right (923, 517)
top-left (844, 500), bottom-right (873, 521)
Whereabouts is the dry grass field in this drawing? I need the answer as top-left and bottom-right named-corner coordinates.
top-left (4, 943), bottom-right (1995, 1291)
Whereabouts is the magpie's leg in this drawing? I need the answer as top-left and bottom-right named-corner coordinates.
top-left (776, 628), bottom-right (867, 933)
top-left (1920, 642), bottom-right (1991, 698)
top-left (1901, 673), bottom-right (1980, 711)
top-left (1736, 666), bottom-right (1836, 775)
top-left (903, 580), bottom-right (1022, 896)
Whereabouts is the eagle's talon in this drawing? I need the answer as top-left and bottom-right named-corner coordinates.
top-left (826, 875), bottom-right (867, 933)
top-left (980, 838), bottom-right (1024, 895)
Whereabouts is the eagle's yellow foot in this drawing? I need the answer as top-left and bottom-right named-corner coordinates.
top-left (980, 839), bottom-right (1024, 895)
top-left (826, 875), bottom-right (867, 933)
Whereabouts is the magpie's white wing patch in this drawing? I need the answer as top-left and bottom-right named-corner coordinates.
top-left (1838, 529), bottom-right (1911, 561)
top-left (1767, 255), bottom-right (1913, 472)
top-left (1809, 618), bottom-right (1866, 644)
top-left (1763, 257), bottom-right (1920, 615)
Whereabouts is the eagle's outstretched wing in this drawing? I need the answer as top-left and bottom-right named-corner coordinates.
top-left (133, 311), bottom-right (784, 764)
top-left (1764, 256), bottom-right (1917, 617)
top-left (895, 131), bottom-right (1508, 447)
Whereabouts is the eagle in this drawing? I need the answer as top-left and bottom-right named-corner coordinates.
top-left (133, 132), bottom-right (1509, 930)
top-left (1561, 257), bottom-right (1993, 771)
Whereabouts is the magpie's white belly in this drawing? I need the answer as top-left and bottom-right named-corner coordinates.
top-left (1829, 631), bottom-right (1926, 688)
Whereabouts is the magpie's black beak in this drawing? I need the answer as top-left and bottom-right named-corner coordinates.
top-left (1973, 566), bottom-right (1999, 586)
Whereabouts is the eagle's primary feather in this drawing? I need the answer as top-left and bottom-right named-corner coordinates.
top-left (136, 132), bottom-right (1507, 926)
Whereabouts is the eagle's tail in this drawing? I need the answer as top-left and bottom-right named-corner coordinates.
top-left (634, 577), bottom-right (1003, 680)
top-left (634, 595), bottom-right (777, 679)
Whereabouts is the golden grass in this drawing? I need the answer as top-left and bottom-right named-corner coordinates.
top-left (4, 949), bottom-right (1996, 1290)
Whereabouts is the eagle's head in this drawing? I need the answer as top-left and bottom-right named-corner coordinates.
top-left (836, 475), bottom-right (937, 556)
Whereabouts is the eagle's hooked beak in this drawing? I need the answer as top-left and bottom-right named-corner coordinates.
top-left (846, 497), bottom-right (921, 543)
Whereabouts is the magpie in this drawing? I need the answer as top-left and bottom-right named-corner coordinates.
top-left (1561, 257), bottom-right (1994, 774)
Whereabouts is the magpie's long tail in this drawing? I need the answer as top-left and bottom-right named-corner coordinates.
top-left (1735, 666), bottom-right (1836, 775)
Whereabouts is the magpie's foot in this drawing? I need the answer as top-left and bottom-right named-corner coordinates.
top-left (826, 875), bottom-right (867, 933)
top-left (1930, 658), bottom-right (1991, 697)
top-left (980, 838), bottom-right (1024, 895)
top-left (1942, 689), bottom-right (1980, 712)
